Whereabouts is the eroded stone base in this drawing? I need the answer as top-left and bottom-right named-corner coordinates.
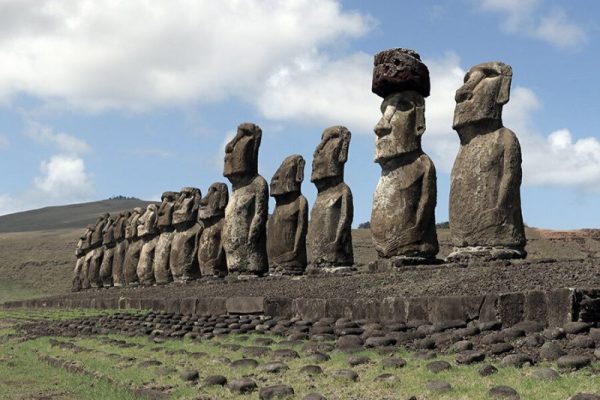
top-left (447, 246), bottom-right (526, 262)
top-left (368, 256), bottom-right (441, 272)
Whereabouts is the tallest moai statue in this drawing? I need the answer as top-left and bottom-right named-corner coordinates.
top-left (370, 48), bottom-right (439, 266)
top-left (449, 62), bottom-right (526, 261)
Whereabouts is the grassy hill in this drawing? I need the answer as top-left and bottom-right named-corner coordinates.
top-left (0, 198), bottom-right (154, 233)
top-left (0, 199), bottom-right (154, 303)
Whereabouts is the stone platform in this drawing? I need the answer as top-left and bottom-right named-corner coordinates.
top-left (4, 258), bottom-right (600, 328)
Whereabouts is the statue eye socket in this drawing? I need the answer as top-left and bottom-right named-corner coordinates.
top-left (396, 101), bottom-right (412, 112)
top-left (463, 73), bottom-right (470, 83)
top-left (483, 69), bottom-right (499, 78)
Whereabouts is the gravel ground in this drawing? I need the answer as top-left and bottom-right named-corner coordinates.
top-left (53, 257), bottom-right (600, 302)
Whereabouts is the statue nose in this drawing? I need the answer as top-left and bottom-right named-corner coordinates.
top-left (374, 118), bottom-right (391, 137)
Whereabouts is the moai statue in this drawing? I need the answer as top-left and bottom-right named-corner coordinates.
top-left (197, 183), bottom-right (229, 277)
top-left (72, 226), bottom-right (92, 291)
top-left (98, 216), bottom-right (116, 287)
top-left (80, 224), bottom-right (95, 289)
top-left (123, 207), bottom-right (144, 286)
top-left (88, 213), bottom-right (109, 288)
top-left (153, 191), bottom-right (178, 284)
top-left (169, 187), bottom-right (202, 282)
top-left (370, 48), bottom-right (439, 267)
top-left (222, 123), bottom-right (269, 275)
top-left (267, 155), bottom-right (308, 275)
top-left (307, 126), bottom-right (354, 270)
top-left (449, 62), bottom-right (526, 261)
top-left (112, 211), bottom-right (130, 287)
top-left (137, 204), bottom-right (159, 285)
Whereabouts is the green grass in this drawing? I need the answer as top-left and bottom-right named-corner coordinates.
top-left (1, 309), bottom-right (600, 399)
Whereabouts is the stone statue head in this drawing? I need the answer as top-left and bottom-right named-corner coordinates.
top-left (114, 211), bottom-right (130, 241)
top-left (102, 216), bottom-right (116, 245)
top-left (223, 123), bottom-right (262, 179)
top-left (311, 126), bottom-right (351, 183)
top-left (138, 204), bottom-right (159, 238)
top-left (198, 182), bottom-right (229, 220)
top-left (91, 213), bottom-right (110, 246)
top-left (271, 154), bottom-right (305, 197)
top-left (125, 207), bottom-right (144, 239)
top-left (157, 191), bottom-right (178, 228)
top-left (374, 91), bottom-right (425, 163)
top-left (453, 61), bottom-right (512, 130)
top-left (172, 187), bottom-right (201, 225)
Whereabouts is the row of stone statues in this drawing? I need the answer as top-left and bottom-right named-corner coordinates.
top-left (73, 123), bottom-right (355, 289)
top-left (73, 47), bottom-right (527, 289)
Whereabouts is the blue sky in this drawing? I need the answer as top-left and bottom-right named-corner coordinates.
top-left (0, 0), bottom-right (599, 229)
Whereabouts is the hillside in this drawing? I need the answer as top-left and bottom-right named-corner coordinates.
top-left (0, 198), bottom-right (154, 233)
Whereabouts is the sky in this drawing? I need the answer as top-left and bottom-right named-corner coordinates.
top-left (0, 0), bottom-right (599, 229)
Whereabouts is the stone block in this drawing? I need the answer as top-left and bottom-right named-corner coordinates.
top-left (292, 298), bottom-right (327, 321)
top-left (351, 298), bottom-right (381, 321)
top-left (546, 288), bottom-right (576, 327)
top-left (406, 297), bottom-right (429, 323)
top-left (380, 297), bottom-right (407, 323)
top-left (226, 297), bottom-right (265, 314)
top-left (196, 297), bottom-right (227, 316)
top-left (325, 298), bottom-right (353, 319)
top-left (498, 293), bottom-right (525, 327)
top-left (264, 297), bottom-right (292, 318)
top-left (524, 291), bottom-right (547, 322)
top-left (165, 299), bottom-right (181, 314)
top-left (180, 298), bottom-right (196, 315)
top-left (478, 294), bottom-right (498, 322)
top-left (577, 289), bottom-right (600, 323)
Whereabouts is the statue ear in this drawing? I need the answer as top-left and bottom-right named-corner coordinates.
top-left (218, 185), bottom-right (229, 210)
top-left (338, 130), bottom-right (350, 164)
top-left (415, 105), bottom-right (426, 135)
top-left (296, 158), bottom-right (305, 183)
top-left (497, 65), bottom-right (512, 105)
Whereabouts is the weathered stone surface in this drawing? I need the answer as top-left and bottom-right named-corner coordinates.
top-left (170, 187), bottom-right (202, 282)
top-left (372, 48), bottom-right (430, 98)
top-left (98, 216), bottom-right (116, 287)
top-left (259, 384), bottom-right (294, 399)
top-left (371, 50), bottom-right (438, 262)
top-left (449, 62), bottom-right (526, 261)
top-left (88, 213), bottom-right (109, 288)
top-left (153, 191), bottom-right (177, 284)
top-left (267, 155), bottom-right (308, 275)
top-left (307, 126), bottom-right (354, 268)
top-left (228, 377), bottom-right (257, 394)
top-left (223, 123), bottom-right (269, 275)
top-left (489, 386), bottom-right (520, 399)
top-left (111, 211), bottom-right (130, 287)
top-left (123, 208), bottom-right (144, 286)
top-left (137, 204), bottom-right (159, 286)
top-left (557, 355), bottom-right (591, 370)
top-left (198, 183), bottom-right (229, 277)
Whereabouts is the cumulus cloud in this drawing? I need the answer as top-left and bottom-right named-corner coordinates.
top-left (33, 154), bottom-right (93, 199)
top-left (24, 121), bottom-right (90, 154)
top-left (0, 0), bottom-right (370, 111)
top-left (475, 0), bottom-right (587, 50)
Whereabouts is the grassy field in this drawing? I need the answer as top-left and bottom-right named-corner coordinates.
top-left (1, 309), bottom-right (599, 399)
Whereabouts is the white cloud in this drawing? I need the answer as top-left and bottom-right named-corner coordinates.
top-left (532, 9), bottom-right (587, 50)
top-left (257, 51), bottom-right (380, 132)
top-left (0, 0), bottom-right (370, 111)
top-left (475, 0), bottom-right (587, 50)
top-left (24, 121), bottom-right (90, 154)
top-left (33, 154), bottom-right (93, 199)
